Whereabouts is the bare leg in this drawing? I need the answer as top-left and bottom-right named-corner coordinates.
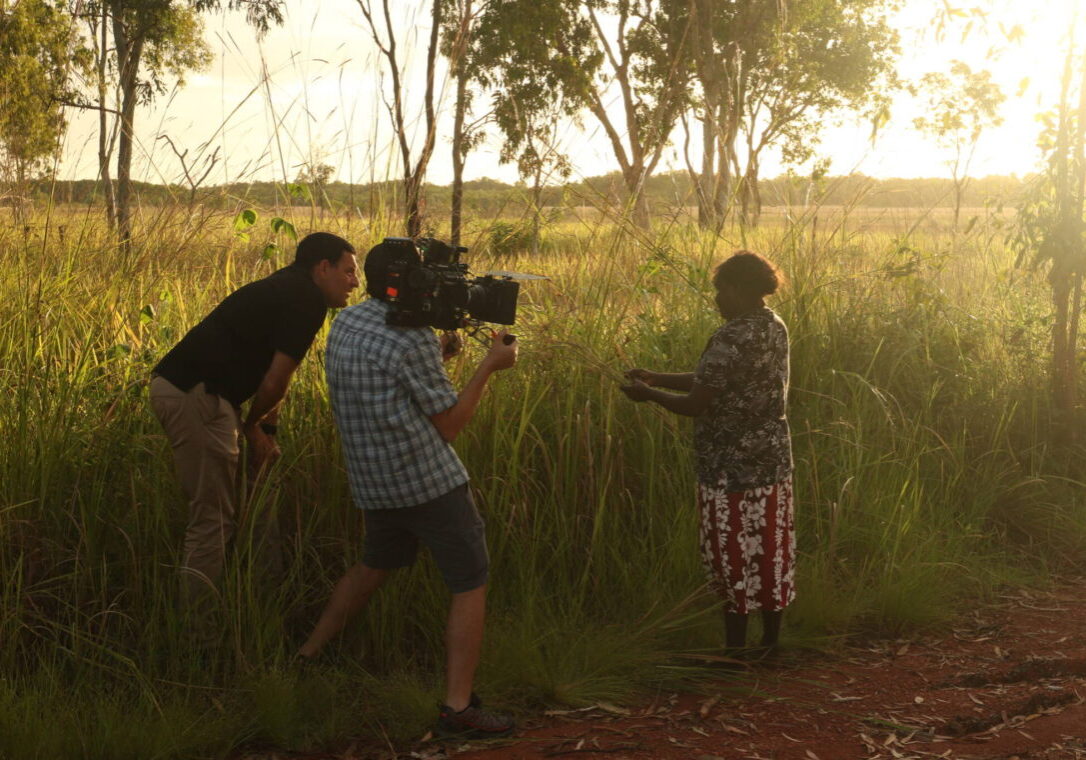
top-left (725, 611), bottom-right (748, 650)
top-left (760, 609), bottom-right (783, 648)
top-left (444, 584), bottom-right (487, 711)
top-left (298, 562), bottom-right (389, 659)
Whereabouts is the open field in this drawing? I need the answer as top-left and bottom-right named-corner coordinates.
top-left (452, 580), bottom-right (1086, 759)
top-left (0, 202), bottom-right (1017, 238)
top-left (1, 201), bottom-right (1084, 758)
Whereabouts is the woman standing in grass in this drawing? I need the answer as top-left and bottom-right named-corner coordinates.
top-left (620, 251), bottom-right (794, 655)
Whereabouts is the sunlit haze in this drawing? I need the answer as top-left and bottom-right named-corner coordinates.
top-left (56, 0), bottom-right (1085, 188)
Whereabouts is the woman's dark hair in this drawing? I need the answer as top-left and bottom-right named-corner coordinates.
top-left (293, 232), bottom-right (354, 271)
top-left (712, 250), bottom-right (781, 297)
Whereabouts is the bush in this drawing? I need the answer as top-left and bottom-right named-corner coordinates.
top-left (485, 220), bottom-right (538, 257)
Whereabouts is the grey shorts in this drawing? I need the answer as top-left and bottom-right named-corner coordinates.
top-left (362, 483), bottom-right (489, 593)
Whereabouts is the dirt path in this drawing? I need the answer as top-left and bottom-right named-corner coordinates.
top-left (434, 580), bottom-right (1086, 760)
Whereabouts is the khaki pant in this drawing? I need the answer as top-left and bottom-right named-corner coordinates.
top-left (150, 376), bottom-right (242, 601)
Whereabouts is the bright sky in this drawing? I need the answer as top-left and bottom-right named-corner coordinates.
top-left (56, 0), bottom-right (1081, 189)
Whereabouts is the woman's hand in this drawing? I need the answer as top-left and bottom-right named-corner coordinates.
top-left (619, 378), bottom-right (653, 402)
top-left (624, 368), bottom-right (656, 386)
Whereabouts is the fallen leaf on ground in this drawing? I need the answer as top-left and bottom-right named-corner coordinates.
top-left (596, 702), bottom-right (630, 716)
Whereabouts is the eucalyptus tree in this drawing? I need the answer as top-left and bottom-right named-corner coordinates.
top-left (913, 61), bottom-right (1005, 231)
top-left (476, 0), bottom-right (692, 230)
top-left (686, 0), bottom-right (734, 229)
top-left (1012, 22), bottom-right (1086, 430)
top-left (580, 0), bottom-right (692, 229)
top-left (689, 0), bottom-right (900, 228)
top-left (441, 0), bottom-right (485, 246)
top-left (92, 0), bottom-right (283, 248)
top-left (357, 0), bottom-right (443, 238)
top-left (469, 0), bottom-right (595, 245)
top-left (0, 0), bottom-right (87, 209)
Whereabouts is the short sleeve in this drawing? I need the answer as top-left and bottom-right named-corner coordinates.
top-left (397, 334), bottom-right (459, 416)
top-left (271, 294), bottom-right (326, 363)
top-left (694, 327), bottom-right (741, 390)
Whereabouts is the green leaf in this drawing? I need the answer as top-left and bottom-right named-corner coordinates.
top-left (107, 343), bottom-right (132, 360)
top-left (139, 304), bottom-right (156, 325)
top-left (270, 217), bottom-right (297, 241)
top-left (233, 209), bottom-right (257, 234)
top-left (869, 105), bottom-right (891, 143)
top-left (262, 243), bottom-right (280, 261)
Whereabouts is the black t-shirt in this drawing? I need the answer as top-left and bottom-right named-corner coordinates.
top-left (153, 266), bottom-right (327, 405)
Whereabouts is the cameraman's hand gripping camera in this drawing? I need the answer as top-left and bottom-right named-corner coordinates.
top-left (378, 236), bottom-right (526, 344)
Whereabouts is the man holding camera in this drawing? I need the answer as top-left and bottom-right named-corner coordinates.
top-left (150, 232), bottom-right (359, 615)
top-left (297, 240), bottom-right (518, 738)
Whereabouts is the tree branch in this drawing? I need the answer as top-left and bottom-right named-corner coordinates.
top-left (55, 98), bottom-right (121, 116)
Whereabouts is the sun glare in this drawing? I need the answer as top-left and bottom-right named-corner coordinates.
top-left (844, 0), bottom-right (1086, 179)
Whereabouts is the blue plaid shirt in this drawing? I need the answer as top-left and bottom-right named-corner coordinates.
top-left (326, 299), bottom-right (468, 509)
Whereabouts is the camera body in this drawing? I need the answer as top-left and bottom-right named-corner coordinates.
top-left (380, 237), bottom-right (519, 330)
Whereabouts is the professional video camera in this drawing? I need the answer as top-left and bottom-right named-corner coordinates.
top-left (379, 236), bottom-right (531, 331)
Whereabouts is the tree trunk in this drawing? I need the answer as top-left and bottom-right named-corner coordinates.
top-left (112, 15), bottom-right (143, 251)
top-left (450, 98), bottom-right (465, 247)
top-left (1046, 35), bottom-right (1086, 432)
top-left (619, 164), bottom-right (651, 230)
top-left (96, 11), bottom-right (116, 231)
top-left (404, 174), bottom-right (423, 238)
top-left (749, 160), bottom-right (762, 226)
top-left (530, 167), bottom-right (543, 256)
top-left (714, 129), bottom-right (732, 223)
top-left (705, 43), bottom-right (742, 231)
top-left (738, 174), bottom-right (752, 227)
top-left (1051, 267), bottom-right (1075, 416)
top-left (696, 112), bottom-right (716, 228)
top-left (115, 76), bottom-right (137, 249)
top-left (449, 0), bottom-right (472, 247)
top-left (402, 0), bottom-right (441, 237)
top-left (737, 157), bottom-right (762, 228)
top-left (691, 0), bottom-right (722, 230)
top-left (952, 174), bottom-right (964, 232)
top-left (12, 159), bottom-right (29, 227)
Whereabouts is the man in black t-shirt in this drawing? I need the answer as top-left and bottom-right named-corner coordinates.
top-left (150, 232), bottom-right (358, 609)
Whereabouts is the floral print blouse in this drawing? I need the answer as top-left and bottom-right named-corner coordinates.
top-left (692, 307), bottom-right (793, 491)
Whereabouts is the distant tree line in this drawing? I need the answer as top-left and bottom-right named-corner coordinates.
top-left (2, 0), bottom-right (914, 241)
top-left (33, 172), bottom-right (1030, 216)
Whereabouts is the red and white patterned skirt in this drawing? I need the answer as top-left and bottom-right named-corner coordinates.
top-left (697, 476), bottom-right (795, 614)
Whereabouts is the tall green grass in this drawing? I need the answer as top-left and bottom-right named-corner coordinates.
top-left (1, 202), bottom-right (1083, 757)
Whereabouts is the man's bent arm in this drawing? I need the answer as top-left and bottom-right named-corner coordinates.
top-left (430, 332), bottom-right (517, 443)
top-left (429, 364), bottom-right (497, 443)
top-left (244, 351), bottom-right (299, 430)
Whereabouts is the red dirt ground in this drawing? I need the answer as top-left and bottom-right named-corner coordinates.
top-left (429, 580), bottom-right (1086, 760)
